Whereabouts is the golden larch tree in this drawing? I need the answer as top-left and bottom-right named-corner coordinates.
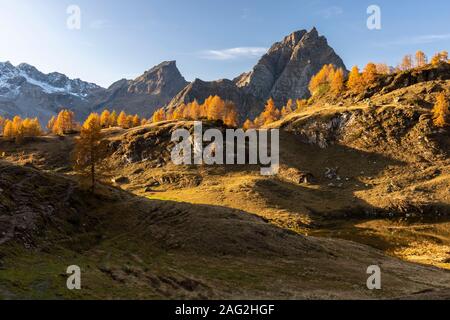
top-left (73, 113), bottom-right (107, 193)
top-left (296, 99), bottom-right (308, 112)
top-left (152, 108), bottom-right (166, 123)
top-left (206, 95), bottom-right (226, 121)
top-left (347, 66), bottom-right (363, 93)
top-left (223, 101), bottom-right (238, 127)
top-left (308, 64), bottom-right (335, 96)
top-left (415, 51), bottom-right (427, 67)
top-left (242, 119), bottom-right (255, 130)
top-left (100, 110), bottom-right (111, 128)
top-left (362, 63), bottom-right (378, 87)
top-left (399, 55), bottom-right (413, 71)
top-left (47, 116), bottom-right (56, 133)
top-left (109, 111), bottom-right (118, 127)
top-left (3, 120), bottom-right (14, 139)
top-left (132, 114), bottom-right (140, 127)
top-left (117, 111), bottom-right (128, 128)
top-left (432, 92), bottom-right (449, 127)
top-left (375, 63), bottom-right (390, 74)
top-left (281, 99), bottom-right (294, 117)
top-left (331, 68), bottom-right (345, 96)
top-left (260, 98), bottom-right (281, 125)
top-left (126, 115), bottom-right (135, 128)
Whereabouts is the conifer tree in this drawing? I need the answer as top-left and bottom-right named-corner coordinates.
top-left (242, 119), bottom-right (254, 130)
top-left (362, 63), bottom-right (378, 87)
top-left (330, 68), bottom-right (345, 96)
top-left (347, 66), bottom-right (363, 93)
top-left (152, 108), bottom-right (166, 123)
top-left (296, 99), bottom-right (308, 112)
top-left (432, 92), bottom-right (449, 127)
top-left (3, 120), bottom-right (14, 139)
top-left (260, 98), bottom-right (281, 125)
top-left (132, 114), bottom-right (140, 127)
top-left (399, 55), bottom-right (413, 71)
top-left (415, 51), bottom-right (427, 67)
top-left (73, 113), bottom-right (107, 193)
top-left (109, 111), bottom-right (118, 127)
top-left (100, 110), bottom-right (111, 128)
top-left (117, 111), bottom-right (128, 128)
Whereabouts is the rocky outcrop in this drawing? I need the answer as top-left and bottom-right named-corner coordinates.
top-left (281, 105), bottom-right (447, 162)
top-left (168, 28), bottom-right (346, 119)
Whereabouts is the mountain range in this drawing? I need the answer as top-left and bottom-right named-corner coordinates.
top-left (0, 28), bottom-right (346, 124)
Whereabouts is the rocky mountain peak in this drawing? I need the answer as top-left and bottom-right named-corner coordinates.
top-left (91, 61), bottom-right (189, 118)
top-left (279, 30), bottom-right (308, 49)
top-left (169, 28), bottom-right (346, 119)
top-left (128, 60), bottom-right (187, 96)
top-left (240, 27), bottom-right (346, 107)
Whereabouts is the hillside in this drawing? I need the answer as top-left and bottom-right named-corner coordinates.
top-left (2, 161), bottom-right (450, 299)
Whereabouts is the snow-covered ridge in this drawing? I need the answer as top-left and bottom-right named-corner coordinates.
top-left (0, 61), bottom-right (102, 99)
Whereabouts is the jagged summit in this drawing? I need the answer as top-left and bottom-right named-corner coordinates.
top-left (91, 60), bottom-right (188, 117)
top-left (169, 27), bottom-right (347, 118)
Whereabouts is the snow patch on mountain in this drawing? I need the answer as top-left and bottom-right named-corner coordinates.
top-left (0, 61), bottom-right (102, 99)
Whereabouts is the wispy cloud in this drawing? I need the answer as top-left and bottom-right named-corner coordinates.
top-left (316, 6), bottom-right (343, 19)
top-left (377, 34), bottom-right (450, 46)
top-left (89, 19), bottom-right (110, 30)
top-left (199, 47), bottom-right (267, 60)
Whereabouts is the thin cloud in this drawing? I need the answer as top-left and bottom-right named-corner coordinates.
top-left (199, 47), bottom-right (267, 60)
top-left (317, 6), bottom-right (343, 19)
top-left (377, 34), bottom-right (450, 46)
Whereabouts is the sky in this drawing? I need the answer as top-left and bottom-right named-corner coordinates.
top-left (0, 0), bottom-right (449, 88)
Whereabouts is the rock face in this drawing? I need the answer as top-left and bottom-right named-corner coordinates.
top-left (169, 28), bottom-right (346, 119)
top-left (0, 62), bottom-right (102, 124)
top-left (241, 28), bottom-right (346, 106)
top-left (92, 61), bottom-right (188, 117)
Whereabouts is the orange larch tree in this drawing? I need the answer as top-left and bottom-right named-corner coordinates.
top-left (432, 92), bottom-right (449, 127)
top-left (347, 66), bottom-right (363, 93)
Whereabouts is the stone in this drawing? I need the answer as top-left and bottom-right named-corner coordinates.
top-left (112, 176), bottom-right (130, 185)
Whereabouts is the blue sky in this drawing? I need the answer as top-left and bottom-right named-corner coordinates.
top-left (0, 0), bottom-right (449, 87)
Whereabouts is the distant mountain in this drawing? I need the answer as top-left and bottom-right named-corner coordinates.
top-left (0, 61), bottom-right (102, 123)
top-left (168, 28), bottom-right (347, 119)
top-left (0, 28), bottom-right (346, 124)
top-left (91, 61), bottom-right (188, 117)
top-left (0, 60), bottom-right (188, 124)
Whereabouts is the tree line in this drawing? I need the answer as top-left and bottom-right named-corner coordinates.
top-left (152, 95), bottom-right (239, 127)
